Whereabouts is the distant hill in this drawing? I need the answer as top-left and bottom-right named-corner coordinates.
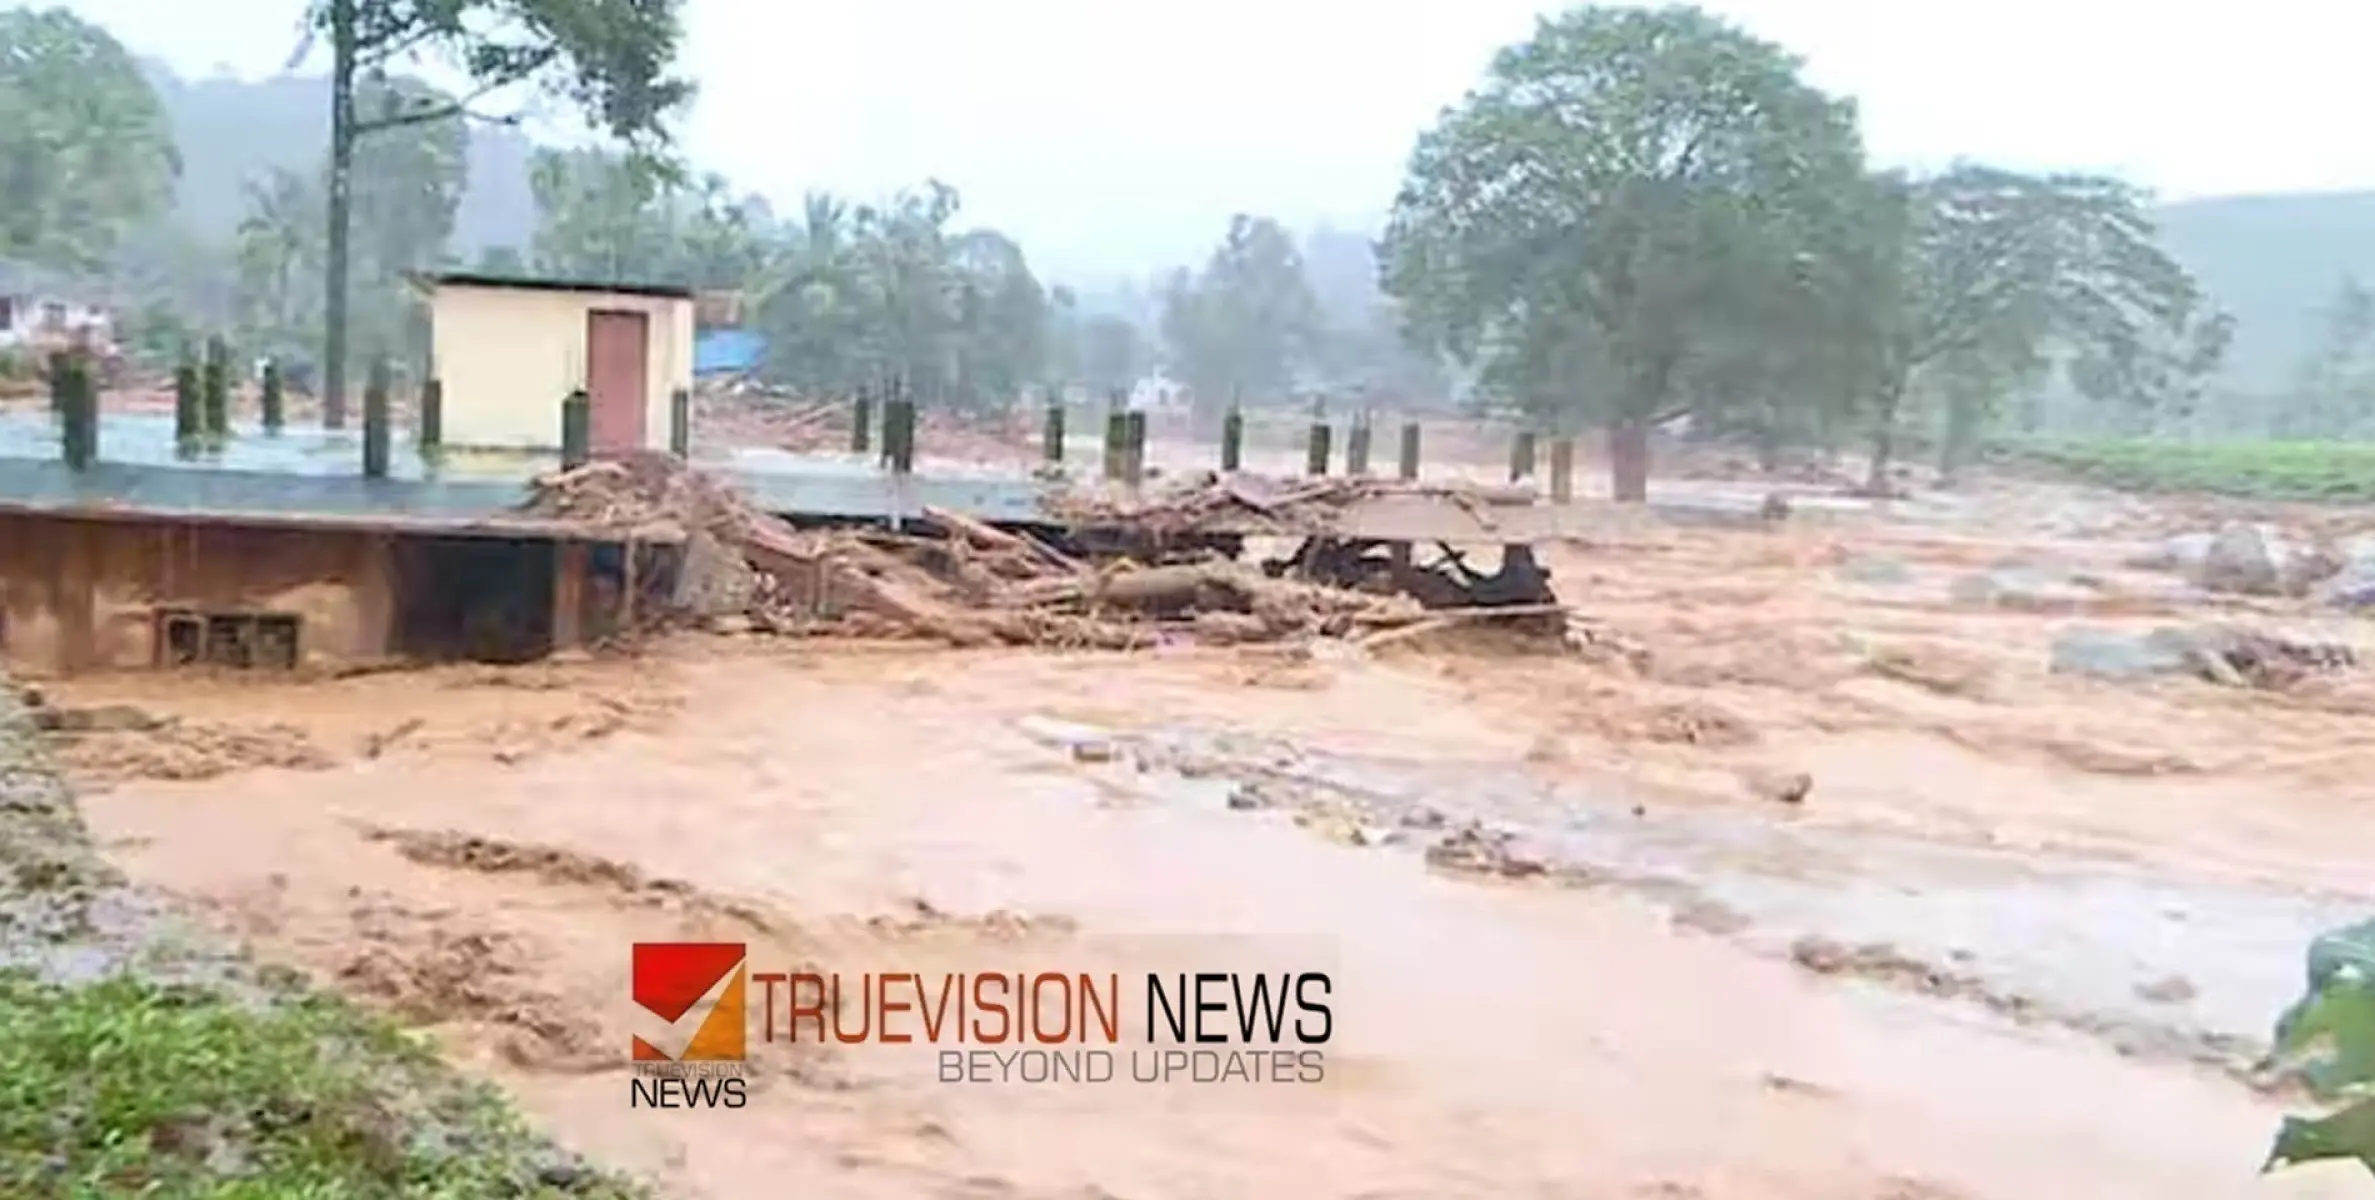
top-left (2154, 190), bottom-right (2375, 394)
top-left (140, 60), bottom-right (537, 258)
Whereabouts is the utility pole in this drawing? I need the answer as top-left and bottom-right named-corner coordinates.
top-left (322, 0), bottom-right (357, 429)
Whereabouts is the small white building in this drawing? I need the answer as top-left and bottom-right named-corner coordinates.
top-left (423, 272), bottom-right (696, 452)
top-left (0, 293), bottom-right (112, 353)
top-left (1128, 370), bottom-right (1189, 412)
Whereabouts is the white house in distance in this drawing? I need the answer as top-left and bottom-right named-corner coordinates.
top-left (1127, 369), bottom-right (1188, 412)
top-left (0, 291), bottom-right (112, 355)
top-left (422, 272), bottom-right (695, 452)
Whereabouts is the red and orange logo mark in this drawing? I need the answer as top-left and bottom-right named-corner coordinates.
top-left (631, 942), bottom-right (747, 1062)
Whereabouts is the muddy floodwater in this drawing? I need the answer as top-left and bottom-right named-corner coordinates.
top-left (36, 472), bottom-right (2375, 1199)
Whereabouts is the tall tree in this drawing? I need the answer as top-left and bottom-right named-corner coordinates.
top-left (1855, 165), bottom-right (2211, 485)
top-left (1078, 314), bottom-right (1148, 393)
top-left (1380, 4), bottom-right (1866, 500)
top-left (0, 8), bottom-right (179, 269)
top-left (526, 146), bottom-right (678, 279)
top-left (674, 172), bottom-right (771, 291)
top-left (753, 191), bottom-right (870, 393)
top-left (305, 0), bottom-right (691, 424)
top-left (1299, 226), bottom-right (1452, 404)
top-left (2286, 277), bottom-right (2375, 436)
top-left (945, 228), bottom-right (1049, 410)
top-left (234, 167), bottom-right (321, 353)
top-left (1161, 215), bottom-right (1321, 420)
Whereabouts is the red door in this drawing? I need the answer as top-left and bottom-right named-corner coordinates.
top-left (585, 309), bottom-right (650, 453)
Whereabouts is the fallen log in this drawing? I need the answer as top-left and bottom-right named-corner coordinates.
top-left (923, 504), bottom-right (1086, 576)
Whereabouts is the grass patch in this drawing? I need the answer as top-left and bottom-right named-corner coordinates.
top-left (0, 971), bottom-right (647, 1199)
top-left (1995, 437), bottom-right (2375, 502)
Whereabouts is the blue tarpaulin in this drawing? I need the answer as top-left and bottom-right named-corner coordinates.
top-left (694, 329), bottom-right (764, 377)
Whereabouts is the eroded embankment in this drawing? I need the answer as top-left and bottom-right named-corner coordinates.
top-left (0, 677), bottom-right (639, 1196)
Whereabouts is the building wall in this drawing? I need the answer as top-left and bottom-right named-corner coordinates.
top-left (0, 513), bottom-right (394, 675)
top-left (428, 284), bottom-right (694, 451)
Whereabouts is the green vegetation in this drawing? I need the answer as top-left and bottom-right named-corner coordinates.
top-left (18, 0), bottom-right (2375, 481)
top-left (0, 8), bottom-right (179, 271)
top-left (0, 970), bottom-right (644, 1198)
top-left (2264, 919), bottom-right (2375, 1177)
top-left (1376, 6), bottom-right (2220, 498)
top-left (1996, 436), bottom-right (2375, 502)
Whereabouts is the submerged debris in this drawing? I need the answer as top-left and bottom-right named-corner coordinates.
top-left (2049, 623), bottom-right (2356, 689)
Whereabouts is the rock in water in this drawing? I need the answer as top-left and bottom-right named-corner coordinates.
top-left (2125, 532), bottom-right (2215, 573)
top-left (2049, 628), bottom-right (2196, 681)
top-left (2195, 522), bottom-right (2283, 595)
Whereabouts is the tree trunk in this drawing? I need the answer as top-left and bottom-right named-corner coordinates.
top-left (1938, 390), bottom-right (1983, 487)
top-left (1864, 383), bottom-right (1902, 495)
top-left (322, 0), bottom-right (357, 430)
top-left (1608, 417), bottom-right (1650, 503)
top-left (1752, 401), bottom-right (1782, 474)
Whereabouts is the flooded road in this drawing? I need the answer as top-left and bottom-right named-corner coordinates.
top-left (39, 488), bottom-right (2375, 1198)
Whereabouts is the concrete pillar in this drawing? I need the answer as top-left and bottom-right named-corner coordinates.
top-left (173, 353), bottom-right (200, 449)
top-left (201, 336), bottom-right (230, 438)
top-left (1123, 409), bottom-right (1148, 486)
top-left (59, 355), bottom-right (96, 471)
top-left (1103, 407), bottom-right (1127, 481)
top-left (418, 378), bottom-right (444, 453)
top-left (1398, 423), bottom-right (1422, 481)
top-left (561, 390), bottom-right (590, 468)
top-left (884, 399), bottom-right (917, 474)
top-left (260, 360), bottom-right (285, 433)
top-left (669, 387), bottom-right (690, 458)
top-left (1509, 429), bottom-right (1538, 483)
top-left (1345, 419), bottom-right (1373, 475)
top-left (361, 359), bottom-right (391, 479)
top-left (1220, 406), bottom-right (1244, 472)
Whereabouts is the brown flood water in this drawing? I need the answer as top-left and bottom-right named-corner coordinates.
top-left (44, 498), bottom-right (2375, 1199)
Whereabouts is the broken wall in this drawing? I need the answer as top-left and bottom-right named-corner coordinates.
top-left (0, 511), bottom-right (394, 675)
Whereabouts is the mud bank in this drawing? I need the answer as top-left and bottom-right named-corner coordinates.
top-left (0, 678), bottom-right (638, 1195)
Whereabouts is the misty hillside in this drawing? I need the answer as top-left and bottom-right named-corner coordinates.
top-left (143, 61), bottom-right (536, 258)
top-left (2154, 191), bottom-right (2375, 391)
top-left (143, 64), bottom-right (2370, 394)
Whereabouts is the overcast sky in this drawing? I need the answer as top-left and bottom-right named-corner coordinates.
top-left (59, 0), bottom-right (2375, 282)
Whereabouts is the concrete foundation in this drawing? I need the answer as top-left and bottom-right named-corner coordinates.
top-left (0, 508), bottom-right (650, 676)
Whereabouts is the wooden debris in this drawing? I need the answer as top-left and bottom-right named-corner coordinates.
top-left (518, 457), bottom-right (1559, 651)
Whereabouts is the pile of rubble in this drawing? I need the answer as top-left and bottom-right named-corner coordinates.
top-left (518, 456), bottom-right (1543, 650)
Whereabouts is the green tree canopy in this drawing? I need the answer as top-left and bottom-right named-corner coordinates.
top-left (1380, 3), bottom-right (1867, 499)
top-left (1852, 165), bottom-right (2215, 485)
top-left (0, 7), bottom-right (179, 270)
top-left (1161, 214), bottom-right (1322, 419)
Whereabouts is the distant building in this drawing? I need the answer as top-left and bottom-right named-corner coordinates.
top-left (422, 272), bottom-right (695, 453)
top-left (0, 291), bottom-right (112, 355)
top-left (1128, 370), bottom-right (1188, 412)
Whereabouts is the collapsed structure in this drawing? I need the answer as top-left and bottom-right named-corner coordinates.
top-left (518, 454), bottom-right (1568, 651)
top-left (0, 364), bottom-right (1575, 677)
